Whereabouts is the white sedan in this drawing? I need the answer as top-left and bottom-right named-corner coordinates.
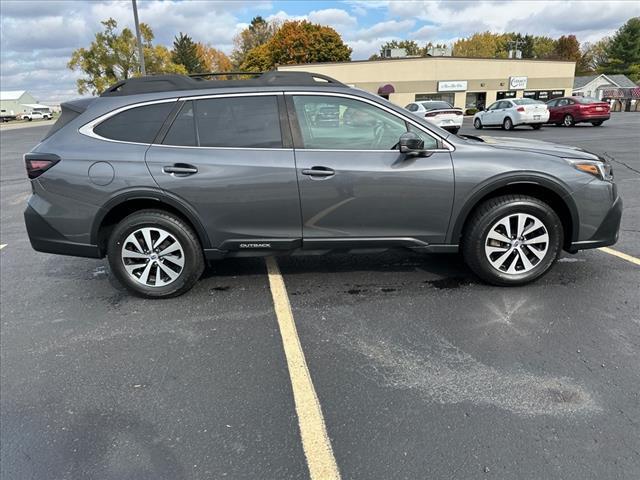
top-left (405, 100), bottom-right (463, 134)
top-left (473, 98), bottom-right (549, 130)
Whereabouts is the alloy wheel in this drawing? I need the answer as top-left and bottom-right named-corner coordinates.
top-left (563, 114), bottom-right (574, 127)
top-left (484, 213), bottom-right (549, 274)
top-left (121, 227), bottom-right (185, 287)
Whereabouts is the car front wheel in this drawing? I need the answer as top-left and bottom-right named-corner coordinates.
top-left (462, 195), bottom-right (563, 286)
top-left (474, 118), bottom-right (483, 129)
top-left (591, 120), bottom-right (603, 126)
top-left (107, 210), bottom-right (205, 298)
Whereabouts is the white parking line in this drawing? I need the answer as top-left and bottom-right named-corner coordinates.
top-left (599, 247), bottom-right (640, 266)
top-left (265, 256), bottom-right (341, 480)
top-left (0, 244), bottom-right (6, 250)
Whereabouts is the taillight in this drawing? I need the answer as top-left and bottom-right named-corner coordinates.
top-left (24, 153), bottom-right (60, 179)
top-left (454, 110), bottom-right (463, 116)
top-left (516, 106), bottom-right (525, 112)
top-left (425, 112), bottom-right (438, 117)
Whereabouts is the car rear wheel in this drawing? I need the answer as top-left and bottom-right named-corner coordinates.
top-left (462, 195), bottom-right (563, 286)
top-left (474, 118), bottom-right (483, 129)
top-left (531, 124), bottom-right (542, 130)
top-left (591, 120), bottom-right (603, 126)
top-left (503, 117), bottom-right (514, 130)
top-left (107, 209), bottom-right (205, 298)
top-left (563, 114), bottom-right (575, 127)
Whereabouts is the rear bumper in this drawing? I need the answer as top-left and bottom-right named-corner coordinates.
top-left (568, 195), bottom-right (622, 252)
top-left (24, 204), bottom-right (101, 258)
top-left (515, 112), bottom-right (550, 124)
top-left (575, 113), bottom-right (610, 122)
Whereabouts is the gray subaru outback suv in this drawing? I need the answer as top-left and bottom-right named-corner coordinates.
top-left (24, 71), bottom-right (622, 298)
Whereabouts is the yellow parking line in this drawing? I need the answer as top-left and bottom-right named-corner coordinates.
top-left (265, 256), bottom-right (341, 480)
top-left (598, 247), bottom-right (640, 266)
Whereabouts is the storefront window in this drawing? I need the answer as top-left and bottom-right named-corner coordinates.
top-left (465, 92), bottom-right (486, 110)
top-left (415, 93), bottom-right (455, 105)
top-left (523, 90), bottom-right (565, 100)
top-left (497, 91), bottom-right (517, 100)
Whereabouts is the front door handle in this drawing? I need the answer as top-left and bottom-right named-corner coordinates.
top-left (301, 166), bottom-right (335, 177)
top-left (163, 164), bottom-right (198, 176)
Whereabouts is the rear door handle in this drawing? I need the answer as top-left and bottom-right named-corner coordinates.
top-left (301, 167), bottom-right (335, 177)
top-left (163, 164), bottom-right (198, 176)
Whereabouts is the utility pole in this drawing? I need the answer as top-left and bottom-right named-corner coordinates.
top-left (507, 38), bottom-right (524, 59)
top-left (132, 0), bottom-right (146, 75)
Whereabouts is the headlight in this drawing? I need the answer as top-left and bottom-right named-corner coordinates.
top-left (564, 158), bottom-right (613, 181)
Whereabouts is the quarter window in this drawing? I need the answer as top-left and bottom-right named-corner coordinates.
top-left (94, 102), bottom-right (175, 143)
top-left (163, 101), bottom-right (196, 146)
top-left (195, 96), bottom-right (282, 148)
top-left (292, 95), bottom-right (419, 150)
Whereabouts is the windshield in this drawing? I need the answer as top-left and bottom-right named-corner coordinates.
top-left (513, 99), bottom-right (542, 105)
top-left (420, 101), bottom-right (453, 111)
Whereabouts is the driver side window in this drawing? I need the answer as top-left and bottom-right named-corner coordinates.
top-left (292, 95), bottom-right (409, 150)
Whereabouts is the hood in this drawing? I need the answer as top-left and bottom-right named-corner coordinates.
top-left (461, 135), bottom-right (602, 161)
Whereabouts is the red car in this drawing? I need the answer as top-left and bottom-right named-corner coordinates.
top-left (546, 96), bottom-right (610, 127)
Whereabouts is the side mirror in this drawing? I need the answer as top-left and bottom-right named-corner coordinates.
top-left (399, 132), bottom-right (425, 156)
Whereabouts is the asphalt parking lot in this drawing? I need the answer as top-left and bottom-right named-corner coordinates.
top-left (1, 114), bottom-right (639, 479)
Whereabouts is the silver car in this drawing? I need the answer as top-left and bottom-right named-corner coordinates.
top-left (474, 98), bottom-right (549, 130)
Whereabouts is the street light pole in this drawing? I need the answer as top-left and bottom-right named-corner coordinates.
top-left (132, 0), bottom-right (146, 75)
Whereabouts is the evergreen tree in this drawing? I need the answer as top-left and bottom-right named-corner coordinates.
top-left (171, 32), bottom-right (203, 73)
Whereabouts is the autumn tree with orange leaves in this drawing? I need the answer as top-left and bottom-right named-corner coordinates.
top-left (240, 20), bottom-right (351, 71)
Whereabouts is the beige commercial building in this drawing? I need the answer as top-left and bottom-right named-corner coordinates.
top-left (279, 56), bottom-right (576, 111)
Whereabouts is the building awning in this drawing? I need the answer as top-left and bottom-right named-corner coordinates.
top-left (377, 84), bottom-right (395, 95)
top-left (602, 87), bottom-right (640, 99)
top-left (21, 103), bottom-right (50, 109)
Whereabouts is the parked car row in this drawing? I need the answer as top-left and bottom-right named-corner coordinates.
top-left (0, 111), bottom-right (53, 122)
top-left (405, 96), bottom-right (611, 132)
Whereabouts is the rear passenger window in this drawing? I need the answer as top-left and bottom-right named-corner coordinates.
top-left (94, 102), bottom-right (174, 143)
top-left (195, 96), bottom-right (282, 148)
top-left (163, 101), bottom-right (196, 146)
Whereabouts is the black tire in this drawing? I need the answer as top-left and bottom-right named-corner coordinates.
top-left (563, 114), bottom-right (575, 127)
top-left (503, 117), bottom-right (514, 130)
top-left (462, 195), bottom-right (563, 286)
top-left (531, 124), bottom-right (542, 130)
top-left (474, 118), bottom-right (483, 129)
top-left (449, 127), bottom-right (460, 134)
top-left (107, 209), bottom-right (204, 298)
top-left (591, 121), bottom-right (603, 126)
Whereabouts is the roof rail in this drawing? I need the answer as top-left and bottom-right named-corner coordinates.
top-left (100, 70), bottom-right (347, 97)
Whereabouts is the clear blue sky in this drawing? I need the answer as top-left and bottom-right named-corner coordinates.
top-left (1, 0), bottom-right (638, 102)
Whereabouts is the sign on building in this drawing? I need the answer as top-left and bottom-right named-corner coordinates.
top-left (509, 76), bottom-right (528, 90)
top-left (438, 81), bottom-right (467, 92)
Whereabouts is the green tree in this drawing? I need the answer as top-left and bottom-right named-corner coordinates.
top-left (532, 36), bottom-right (557, 59)
top-left (232, 16), bottom-right (280, 68)
top-left (171, 32), bottom-right (203, 73)
top-left (600, 17), bottom-right (640, 82)
top-left (453, 32), bottom-right (509, 58)
top-left (240, 20), bottom-right (351, 72)
top-left (68, 18), bottom-right (185, 95)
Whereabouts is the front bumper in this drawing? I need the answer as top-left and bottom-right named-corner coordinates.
top-left (568, 195), bottom-right (622, 252)
top-left (24, 204), bottom-right (101, 258)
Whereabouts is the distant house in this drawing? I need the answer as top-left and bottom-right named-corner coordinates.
top-left (572, 74), bottom-right (637, 99)
top-left (0, 90), bottom-right (38, 116)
